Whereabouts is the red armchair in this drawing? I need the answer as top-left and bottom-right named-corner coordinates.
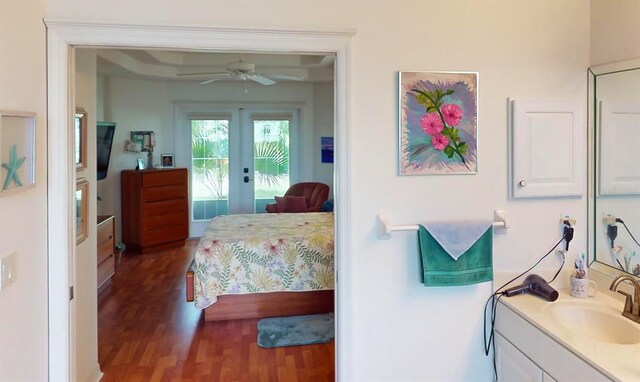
top-left (265, 182), bottom-right (330, 213)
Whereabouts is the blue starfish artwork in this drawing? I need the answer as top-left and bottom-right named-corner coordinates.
top-left (2, 144), bottom-right (26, 190)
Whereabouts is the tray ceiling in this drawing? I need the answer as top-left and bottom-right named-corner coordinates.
top-left (96, 49), bottom-right (335, 84)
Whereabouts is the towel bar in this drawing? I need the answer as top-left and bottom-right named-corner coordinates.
top-left (377, 210), bottom-right (509, 240)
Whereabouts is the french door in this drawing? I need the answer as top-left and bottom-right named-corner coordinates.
top-left (189, 108), bottom-right (299, 236)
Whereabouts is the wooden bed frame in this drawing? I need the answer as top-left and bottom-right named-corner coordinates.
top-left (186, 259), bottom-right (334, 321)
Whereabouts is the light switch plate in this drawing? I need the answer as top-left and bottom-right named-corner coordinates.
top-left (1, 253), bottom-right (16, 289)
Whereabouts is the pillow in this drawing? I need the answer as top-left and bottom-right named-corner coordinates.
top-left (321, 199), bottom-right (334, 212)
top-left (284, 196), bottom-right (308, 213)
top-left (274, 196), bottom-right (287, 213)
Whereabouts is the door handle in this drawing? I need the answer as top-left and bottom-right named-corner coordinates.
top-left (244, 175), bottom-right (251, 183)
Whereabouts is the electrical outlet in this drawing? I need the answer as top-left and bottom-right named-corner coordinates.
top-left (1, 253), bottom-right (16, 289)
top-left (560, 215), bottom-right (577, 226)
top-left (603, 214), bottom-right (618, 225)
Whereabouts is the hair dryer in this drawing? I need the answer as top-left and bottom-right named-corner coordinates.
top-left (503, 274), bottom-right (559, 302)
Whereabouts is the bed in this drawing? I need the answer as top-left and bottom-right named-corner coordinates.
top-left (186, 212), bottom-right (334, 321)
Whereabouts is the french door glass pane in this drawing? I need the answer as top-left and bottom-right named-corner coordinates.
top-left (253, 120), bottom-right (290, 213)
top-left (191, 119), bottom-right (229, 220)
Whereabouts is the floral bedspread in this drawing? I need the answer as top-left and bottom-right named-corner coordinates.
top-left (193, 212), bottom-right (334, 309)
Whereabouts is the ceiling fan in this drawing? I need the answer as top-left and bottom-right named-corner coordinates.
top-left (176, 54), bottom-right (305, 85)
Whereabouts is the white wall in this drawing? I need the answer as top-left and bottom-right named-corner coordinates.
top-left (95, 77), bottom-right (172, 226)
top-left (591, 0), bottom-right (640, 65)
top-left (0, 1), bottom-right (595, 380)
top-left (96, 76), bottom-right (333, 239)
top-left (74, 49), bottom-right (102, 382)
top-left (313, 82), bottom-right (335, 194)
top-left (51, 1), bottom-right (591, 381)
top-left (0, 1), bottom-right (48, 381)
top-left (96, 74), bottom-right (106, 122)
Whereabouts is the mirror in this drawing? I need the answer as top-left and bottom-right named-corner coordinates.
top-left (589, 58), bottom-right (640, 277)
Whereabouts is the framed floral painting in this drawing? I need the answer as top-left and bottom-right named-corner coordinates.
top-left (399, 71), bottom-right (478, 175)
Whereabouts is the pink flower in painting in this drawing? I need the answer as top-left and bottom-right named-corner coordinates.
top-left (440, 104), bottom-right (463, 127)
top-left (420, 112), bottom-right (444, 135)
top-left (431, 134), bottom-right (450, 151)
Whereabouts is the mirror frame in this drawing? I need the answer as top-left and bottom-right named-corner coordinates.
top-left (75, 107), bottom-right (87, 170)
top-left (588, 58), bottom-right (640, 279)
top-left (75, 177), bottom-right (88, 244)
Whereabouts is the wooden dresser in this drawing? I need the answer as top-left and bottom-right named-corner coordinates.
top-left (121, 168), bottom-right (189, 253)
top-left (97, 215), bottom-right (115, 293)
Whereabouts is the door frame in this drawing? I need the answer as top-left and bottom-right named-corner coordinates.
top-left (239, 108), bottom-right (301, 214)
top-left (176, 103), bottom-right (305, 236)
top-left (46, 20), bottom-right (354, 381)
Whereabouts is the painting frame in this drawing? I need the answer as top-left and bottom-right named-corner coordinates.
top-left (75, 178), bottom-right (89, 244)
top-left (75, 107), bottom-right (87, 171)
top-left (161, 153), bottom-right (174, 168)
top-left (0, 110), bottom-right (36, 194)
top-left (398, 71), bottom-right (478, 175)
top-left (130, 131), bottom-right (155, 152)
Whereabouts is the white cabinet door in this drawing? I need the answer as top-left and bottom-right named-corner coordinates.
top-left (542, 371), bottom-right (557, 382)
top-left (510, 99), bottom-right (585, 198)
top-left (598, 100), bottom-right (640, 195)
top-left (495, 333), bottom-right (543, 382)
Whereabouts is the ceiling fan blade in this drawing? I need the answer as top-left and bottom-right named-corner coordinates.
top-left (267, 74), bottom-right (306, 81)
top-left (200, 77), bottom-right (225, 85)
top-left (176, 71), bottom-right (228, 77)
top-left (249, 75), bottom-right (277, 86)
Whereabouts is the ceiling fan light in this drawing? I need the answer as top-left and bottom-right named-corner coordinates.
top-left (227, 61), bottom-right (255, 73)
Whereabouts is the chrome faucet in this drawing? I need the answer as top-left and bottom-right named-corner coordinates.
top-left (609, 275), bottom-right (640, 324)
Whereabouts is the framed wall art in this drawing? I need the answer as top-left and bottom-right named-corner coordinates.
top-left (0, 111), bottom-right (36, 194)
top-left (75, 108), bottom-right (87, 170)
top-left (76, 178), bottom-right (89, 244)
top-left (321, 137), bottom-right (334, 163)
top-left (130, 131), bottom-right (155, 152)
top-left (398, 71), bottom-right (478, 175)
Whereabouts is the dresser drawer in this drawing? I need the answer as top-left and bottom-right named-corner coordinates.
top-left (141, 185), bottom-right (187, 202)
top-left (97, 217), bottom-right (114, 245)
top-left (142, 224), bottom-right (188, 245)
top-left (98, 238), bottom-right (114, 265)
top-left (141, 198), bottom-right (187, 217)
top-left (142, 211), bottom-right (188, 230)
top-left (142, 169), bottom-right (186, 188)
top-left (97, 254), bottom-right (115, 289)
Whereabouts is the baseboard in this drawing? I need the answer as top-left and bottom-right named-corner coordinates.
top-left (89, 368), bottom-right (104, 382)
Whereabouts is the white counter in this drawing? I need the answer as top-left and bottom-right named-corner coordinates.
top-left (496, 277), bottom-right (640, 381)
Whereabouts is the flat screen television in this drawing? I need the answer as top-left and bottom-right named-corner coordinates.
top-left (96, 122), bottom-right (116, 181)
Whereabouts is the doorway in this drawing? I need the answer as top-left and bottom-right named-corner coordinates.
top-left (188, 108), bottom-right (301, 236)
top-left (46, 21), bottom-right (353, 381)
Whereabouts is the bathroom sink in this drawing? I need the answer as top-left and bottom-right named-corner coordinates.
top-left (545, 300), bottom-right (640, 345)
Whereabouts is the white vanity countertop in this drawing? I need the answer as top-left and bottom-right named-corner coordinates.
top-left (497, 278), bottom-right (640, 381)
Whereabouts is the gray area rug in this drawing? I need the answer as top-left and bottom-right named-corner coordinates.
top-left (257, 313), bottom-right (335, 348)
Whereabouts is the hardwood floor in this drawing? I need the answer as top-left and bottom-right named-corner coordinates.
top-left (98, 240), bottom-right (335, 381)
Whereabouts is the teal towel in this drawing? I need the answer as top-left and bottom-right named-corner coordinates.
top-left (418, 225), bottom-right (493, 286)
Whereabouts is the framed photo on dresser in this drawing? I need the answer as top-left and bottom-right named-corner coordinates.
top-left (161, 154), bottom-right (174, 168)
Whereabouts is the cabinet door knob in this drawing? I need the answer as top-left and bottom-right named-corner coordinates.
top-left (519, 180), bottom-right (527, 187)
